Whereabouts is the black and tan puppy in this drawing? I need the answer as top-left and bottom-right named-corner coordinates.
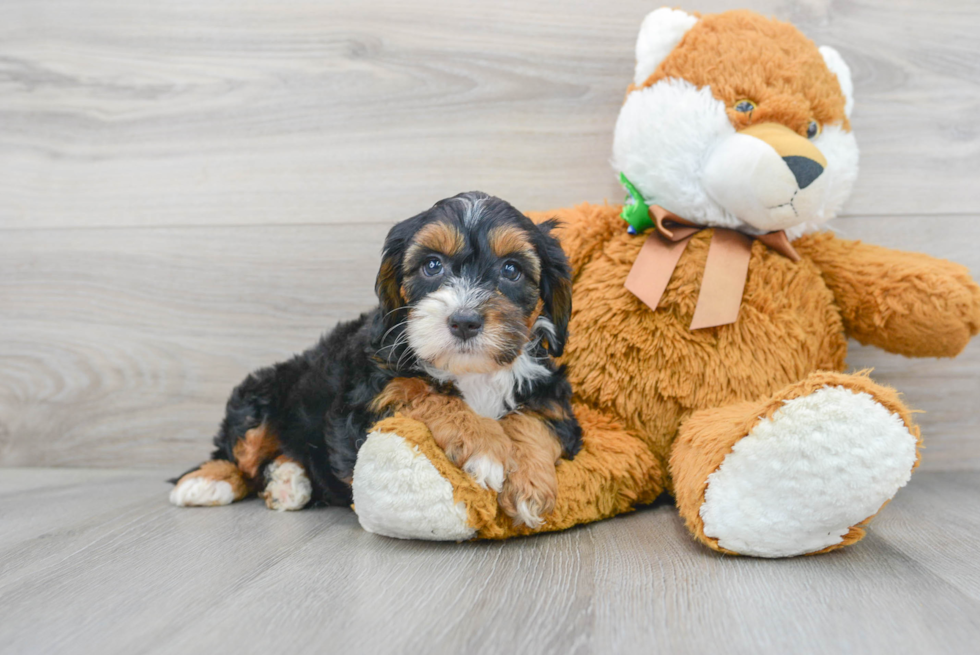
top-left (170, 192), bottom-right (581, 528)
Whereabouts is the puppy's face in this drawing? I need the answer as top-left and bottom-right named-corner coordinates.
top-left (376, 192), bottom-right (571, 375)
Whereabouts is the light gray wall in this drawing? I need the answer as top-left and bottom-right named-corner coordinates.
top-left (1, 0), bottom-right (978, 470)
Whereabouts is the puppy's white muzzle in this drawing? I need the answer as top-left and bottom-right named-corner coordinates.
top-left (702, 122), bottom-right (829, 232)
top-left (407, 279), bottom-right (502, 375)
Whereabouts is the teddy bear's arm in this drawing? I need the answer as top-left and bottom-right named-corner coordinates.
top-left (793, 232), bottom-right (980, 357)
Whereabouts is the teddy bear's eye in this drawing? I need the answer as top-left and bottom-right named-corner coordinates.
top-left (806, 120), bottom-right (821, 139)
top-left (734, 99), bottom-right (756, 113)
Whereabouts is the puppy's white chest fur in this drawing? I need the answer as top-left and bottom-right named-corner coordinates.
top-left (428, 352), bottom-right (550, 419)
top-left (453, 371), bottom-right (515, 419)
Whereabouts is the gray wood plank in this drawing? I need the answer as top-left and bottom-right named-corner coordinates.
top-left (0, 223), bottom-right (387, 468)
top-left (587, 502), bottom-right (980, 654)
top-left (872, 470), bottom-right (980, 601)
top-left (0, 469), bottom-right (978, 654)
top-left (2, 216), bottom-right (978, 470)
top-left (0, 469), bottom-right (170, 568)
top-left (1, 0), bottom-right (978, 230)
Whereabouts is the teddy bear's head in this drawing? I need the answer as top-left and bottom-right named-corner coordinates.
top-left (612, 9), bottom-right (858, 238)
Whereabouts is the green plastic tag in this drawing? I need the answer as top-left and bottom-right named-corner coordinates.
top-left (619, 173), bottom-right (655, 233)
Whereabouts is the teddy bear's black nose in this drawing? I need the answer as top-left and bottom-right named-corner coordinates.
top-left (448, 311), bottom-right (484, 341)
top-left (783, 156), bottom-right (824, 189)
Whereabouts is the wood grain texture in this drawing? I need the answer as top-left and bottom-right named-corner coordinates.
top-left (1, 0), bottom-right (978, 230)
top-left (0, 0), bottom-right (978, 470)
top-left (0, 223), bottom-right (389, 468)
top-left (2, 2), bottom-right (978, 650)
top-left (0, 468), bottom-right (978, 654)
top-left (2, 215), bottom-right (978, 470)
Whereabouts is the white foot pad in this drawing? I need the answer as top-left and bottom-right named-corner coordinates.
top-left (514, 500), bottom-right (544, 530)
top-left (462, 454), bottom-right (505, 492)
top-left (263, 460), bottom-right (312, 511)
top-left (170, 477), bottom-right (235, 507)
top-left (700, 386), bottom-right (918, 557)
top-left (352, 431), bottom-right (476, 541)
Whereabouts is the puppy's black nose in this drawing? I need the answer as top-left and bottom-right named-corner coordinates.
top-left (448, 312), bottom-right (483, 341)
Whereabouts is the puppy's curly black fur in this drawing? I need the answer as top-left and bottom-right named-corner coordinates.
top-left (172, 192), bottom-right (580, 510)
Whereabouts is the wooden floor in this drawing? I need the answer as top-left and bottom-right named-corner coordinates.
top-left (2, 1), bottom-right (979, 653)
top-left (1, 469), bottom-right (978, 655)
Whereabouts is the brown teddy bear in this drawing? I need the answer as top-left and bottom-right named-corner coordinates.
top-left (350, 8), bottom-right (980, 556)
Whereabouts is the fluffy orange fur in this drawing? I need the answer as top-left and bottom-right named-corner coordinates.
top-left (794, 233), bottom-right (980, 357)
top-left (372, 197), bottom-right (977, 545)
top-left (632, 10), bottom-right (850, 134)
top-left (361, 10), bottom-right (980, 551)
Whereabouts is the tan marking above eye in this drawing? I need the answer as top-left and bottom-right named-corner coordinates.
top-left (488, 225), bottom-right (541, 280)
top-left (488, 225), bottom-right (532, 257)
top-left (403, 222), bottom-right (464, 273)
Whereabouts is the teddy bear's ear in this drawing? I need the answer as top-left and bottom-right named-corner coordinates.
top-left (633, 8), bottom-right (699, 87)
top-left (819, 46), bottom-right (855, 119)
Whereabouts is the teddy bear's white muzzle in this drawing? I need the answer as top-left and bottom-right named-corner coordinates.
top-left (701, 126), bottom-right (830, 232)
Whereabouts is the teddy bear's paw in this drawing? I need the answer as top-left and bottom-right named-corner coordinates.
top-left (699, 386), bottom-right (918, 557)
top-left (352, 429), bottom-right (477, 541)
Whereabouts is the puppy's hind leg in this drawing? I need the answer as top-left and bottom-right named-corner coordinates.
top-left (170, 460), bottom-right (250, 507)
top-left (172, 355), bottom-right (314, 508)
top-left (260, 456), bottom-right (313, 511)
top-left (170, 423), bottom-right (282, 507)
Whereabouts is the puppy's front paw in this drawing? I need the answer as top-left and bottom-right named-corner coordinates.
top-left (462, 453), bottom-right (506, 492)
top-left (434, 418), bottom-right (512, 492)
top-left (498, 464), bottom-right (557, 529)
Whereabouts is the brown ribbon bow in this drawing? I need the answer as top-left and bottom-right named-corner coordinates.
top-left (624, 205), bottom-right (801, 330)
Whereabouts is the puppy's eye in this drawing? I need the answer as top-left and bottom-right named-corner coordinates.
top-left (806, 120), bottom-right (821, 139)
top-left (421, 256), bottom-right (444, 277)
top-left (501, 261), bottom-right (522, 282)
top-left (734, 99), bottom-right (756, 113)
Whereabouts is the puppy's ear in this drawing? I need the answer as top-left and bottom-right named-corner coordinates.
top-left (376, 217), bottom-right (418, 332)
top-left (375, 247), bottom-right (403, 331)
top-left (534, 219), bottom-right (573, 357)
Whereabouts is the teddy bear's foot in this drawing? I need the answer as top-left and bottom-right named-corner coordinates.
top-left (671, 371), bottom-right (921, 558)
top-left (352, 427), bottom-right (479, 541)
